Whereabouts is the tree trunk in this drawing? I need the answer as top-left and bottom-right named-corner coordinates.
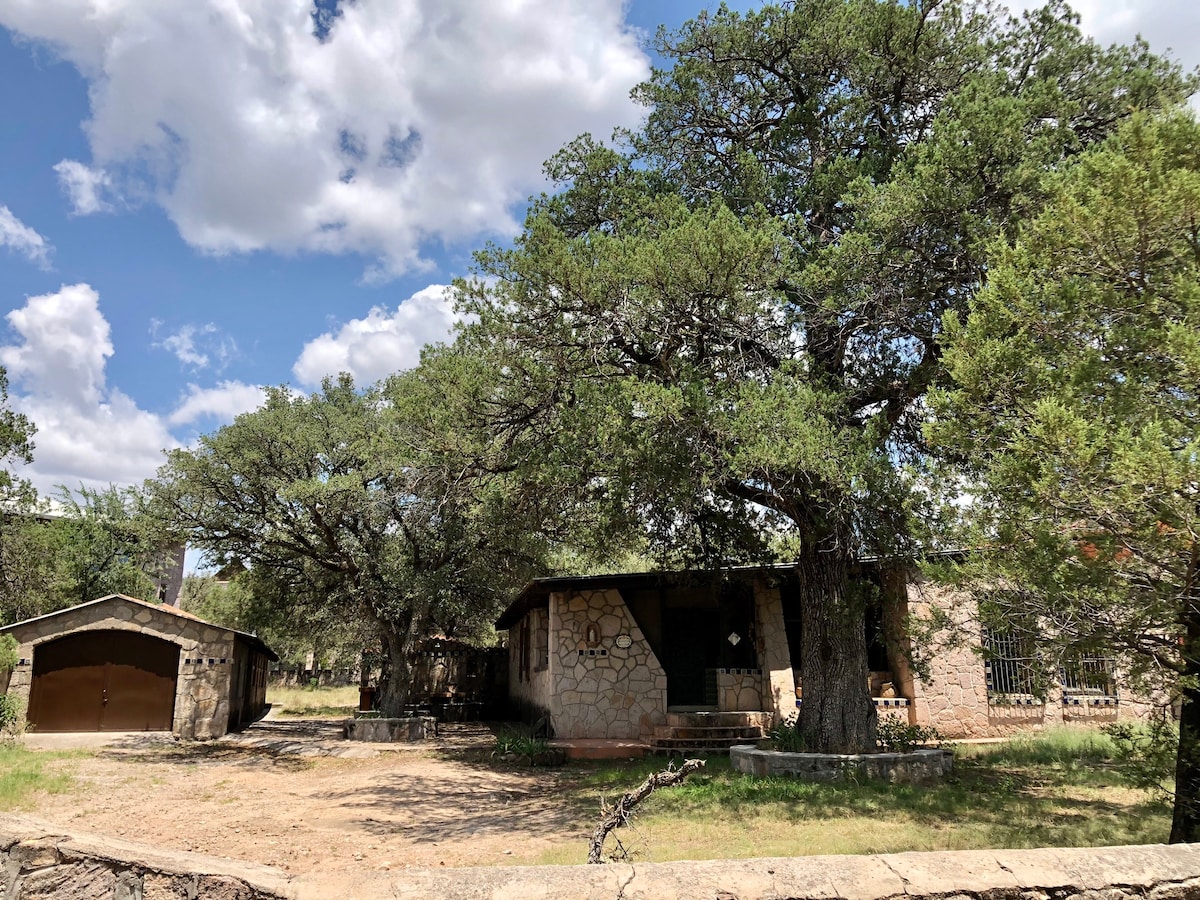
top-left (1170, 597), bottom-right (1200, 843)
top-left (795, 539), bottom-right (876, 754)
top-left (376, 621), bottom-right (416, 717)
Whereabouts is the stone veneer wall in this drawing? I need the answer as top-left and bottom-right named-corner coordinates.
top-left (548, 589), bottom-right (667, 740)
top-left (7, 813), bottom-right (1200, 900)
top-left (716, 669), bottom-right (763, 712)
top-left (4, 597), bottom-right (239, 740)
top-left (905, 574), bottom-right (1157, 739)
top-left (752, 581), bottom-right (795, 723)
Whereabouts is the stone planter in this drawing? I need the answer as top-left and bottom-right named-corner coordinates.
top-left (342, 716), bottom-right (437, 742)
top-left (729, 744), bottom-right (952, 784)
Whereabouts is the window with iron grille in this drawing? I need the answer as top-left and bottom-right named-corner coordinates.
top-left (983, 629), bottom-right (1041, 696)
top-left (1059, 655), bottom-right (1116, 696)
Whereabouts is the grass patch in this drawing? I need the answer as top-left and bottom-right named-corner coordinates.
top-left (0, 746), bottom-right (82, 810)
top-left (267, 685), bottom-right (359, 718)
top-left (545, 728), bottom-right (1169, 865)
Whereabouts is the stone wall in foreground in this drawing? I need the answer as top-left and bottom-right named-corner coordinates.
top-left (3, 813), bottom-right (1200, 900)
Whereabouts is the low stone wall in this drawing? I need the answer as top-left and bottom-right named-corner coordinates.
top-left (342, 716), bottom-right (436, 742)
top-left (730, 744), bottom-right (953, 783)
top-left (2, 815), bottom-right (1200, 899)
top-left (0, 814), bottom-right (293, 899)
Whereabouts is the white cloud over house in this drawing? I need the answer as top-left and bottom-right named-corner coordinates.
top-left (1, 0), bottom-right (650, 279)
top-left (292, 283), bottom-right (460, 387)
top-left (0, 205), bottom-right (52, 268)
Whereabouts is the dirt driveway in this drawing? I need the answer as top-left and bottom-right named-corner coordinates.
top-left (21, 717), bottom-right (602, 881)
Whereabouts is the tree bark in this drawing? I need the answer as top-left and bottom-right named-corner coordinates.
top-left (795, 538), bottom-right (876, 754)
top-left (1171, 595), bottom-right (1200, 843)
top-left (376, 620), bottom-right (416, 717)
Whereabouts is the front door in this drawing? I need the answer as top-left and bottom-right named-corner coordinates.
top-left (662, 607), bottom-right (720, 706)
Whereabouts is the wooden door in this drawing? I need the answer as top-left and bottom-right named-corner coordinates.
top-left (29, 630), bottom-right (179, 732)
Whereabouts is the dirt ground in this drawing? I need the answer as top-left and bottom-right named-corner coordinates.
top-left (20, 716), bottom-right (603, 880)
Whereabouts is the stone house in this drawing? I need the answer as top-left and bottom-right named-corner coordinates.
top-left (496, 565), bottom-right (1156, 745)
top-left (0, 594), bottom-right (277, 738)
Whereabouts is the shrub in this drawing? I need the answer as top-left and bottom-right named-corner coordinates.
top-left (0, 695), bottom-right (22, 739)
top-left (876, 719), bottom-right (942, 753)
top-left (494, 728), bottom-right (549, 758)
top-left (765, 715), bottom-right (807, 752)
top-left (1103, 718), bottom-right (1177, 794)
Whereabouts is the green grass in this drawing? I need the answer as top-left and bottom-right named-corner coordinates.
top-left (0, 746), bottom-right (81, 810)
top-left (541, 727), bottom-right (1169, 865)
top-left (267, 684), bottom-right (360, 718)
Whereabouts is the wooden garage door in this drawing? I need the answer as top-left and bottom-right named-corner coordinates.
top-left (28, 630), bottom-right (180, 732)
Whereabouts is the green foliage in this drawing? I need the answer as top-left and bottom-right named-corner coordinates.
top-left (875, 720), bottom-right (943, 753)
top-left (0, 484), bottom-right (167, 626)
top-left (149, 375), bottom-right (548, 714)
top-left (447, 0), bottom-right (1193, 753)
top-left (0, 635), bottom-right (16, 674)
top-left (1104, 719), bottom-right (1179, 797)
top-left (764, 715), bottom-right (807, 752)
top-left (929, 110), bottom-right (1200, 838)
top-left (494, 727), bottom-right (550, 758)
top-left (0, 695), bottom-right (21, 737)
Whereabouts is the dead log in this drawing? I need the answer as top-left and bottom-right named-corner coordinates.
top-left (586, 758), bottom-right (706, 864)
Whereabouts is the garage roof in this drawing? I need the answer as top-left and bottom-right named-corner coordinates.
top-left (0, 594), bottom-right (278, 661)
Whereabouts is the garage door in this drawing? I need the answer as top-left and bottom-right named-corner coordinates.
top-left (28, 630), bottom-right (180, 732)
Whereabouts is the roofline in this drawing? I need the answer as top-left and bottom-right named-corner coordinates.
top-left (494, 550), bottom-right (969, 630)
top-left (0, 593), bottom-right (278, 661)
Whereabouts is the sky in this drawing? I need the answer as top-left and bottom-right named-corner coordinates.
top-left (0, 0), bottom-right (1198, 501)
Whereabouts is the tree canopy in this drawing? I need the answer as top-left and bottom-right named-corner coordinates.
top-left (148, 374), bottom-right (548, 714)
top-left (450, 0), bottom-right (1195, 752)
top-left (930, 110), bottom-right (1200, 841)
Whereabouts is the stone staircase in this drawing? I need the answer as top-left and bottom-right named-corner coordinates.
top-left (650, 710), bottom-right (770, 753)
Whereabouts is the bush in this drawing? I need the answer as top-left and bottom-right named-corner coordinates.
top-left (0, 695), bottom-right (22, 738)
top-left (876, 719), bottom-right (942, 753)
top-left (494, 728), bottom-right (549, 758)
top-left (1103, 717), bottom-right (1177, 794)
top-left (764, 715), bottom-right (807, 752)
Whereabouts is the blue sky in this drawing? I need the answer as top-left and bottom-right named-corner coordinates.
top-left (0, 0), bottom-right (1197, 499)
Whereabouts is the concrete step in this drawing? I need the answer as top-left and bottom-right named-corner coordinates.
top-left (648, 736), bottom-right (757, 753)
top-left (665, 711), bottom-right (771, 729)
top-left (653, 725), bottom-right (763, 741)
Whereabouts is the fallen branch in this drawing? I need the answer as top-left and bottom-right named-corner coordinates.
top-left (587, 758), bottom-right (706, 864)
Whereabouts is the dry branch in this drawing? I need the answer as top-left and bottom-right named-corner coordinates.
top-left (586, 758), bottom-right (706, 864)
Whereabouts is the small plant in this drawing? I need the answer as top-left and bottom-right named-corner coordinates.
top-left (764, 715), bottom-right (807, 752)
top-left (876, 719), bottom-right (943, 753)
top-left (494, 728), bottom-right (549, 758)
top-left (0, 695), bottom-right (21, 739)
top-left (305, 677), bottom-right (320, 691)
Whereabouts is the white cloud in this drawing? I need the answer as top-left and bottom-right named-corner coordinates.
top-left (52, 159), bottom-right (113, 215)
top-left (168, 381), bottom-right (266, 426)
top-left (151, 321), bottom-right (237, 371)
top-left (0, 283), bottom-right (180, 491)
top-left (2, 1), bottom-right (650, 278)
top-left (292, 283), bottom-right (459, 386)
top-left (1012, 1), bottom-right (1200, 86)
top-left (0, 205), bottom-right (52, 268)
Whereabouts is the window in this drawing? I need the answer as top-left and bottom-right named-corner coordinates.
top-left (983, 628), bottom-right (1041, 696)
top-left (1059, 655), bottom-right (1116, 696)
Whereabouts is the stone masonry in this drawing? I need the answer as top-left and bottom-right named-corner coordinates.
top-left (3, 595), bottom-right (241, 739)
top-left (904, 574), bottom-right (1157, 739)
top-left (549, 588), bottom-right (667, 740)
top-left (7, 813), bottom-right (1200, 900)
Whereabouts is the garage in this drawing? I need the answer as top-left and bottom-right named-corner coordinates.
top-left (27, 630), bottom-right (180, 732)
top-left (0, 593), bottom-right (276, 739)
